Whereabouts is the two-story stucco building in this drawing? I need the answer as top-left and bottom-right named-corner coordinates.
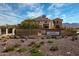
top-left (34, 15), bottom-right (63, 29)
top-left (34, 15), bottom-right (54, 29)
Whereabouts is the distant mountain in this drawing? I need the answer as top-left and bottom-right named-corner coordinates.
top-left (63, 23), bottom-right (79, 27)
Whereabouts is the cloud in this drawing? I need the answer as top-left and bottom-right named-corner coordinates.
top-left (48, 3), bottom-right (65, 10)
top-left (26, 9), bottom-right (44, 18)
top-left (53, 3), bottom-right (66, 8)
top-left (61, 14), bottom-right (66, 19)
top-left (0, 4), bottom-right (12, 11)
top-left (0, 3), bottom-right (45, 25)
top-left (0, 11), bottom-right (22, 25)
top-left (47, 3), bottom-right (70, 18)
top-left (0, 3), bottom-right (26, 25)
top-left (47, 14), bottom-right (52, 19)
top-left (24, 3), bottom-right (44, 18)
top-left (15, 3), bottom-right (42, 12)
top-left (0, 3), bottom-right (78, 25)
top-left (60, 11), bottom-right (79, 23)
top-left (11, 3), bottom-right (44, 18)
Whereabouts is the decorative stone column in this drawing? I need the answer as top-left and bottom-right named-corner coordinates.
top-left (6, 28), bottom-right (8, 35)
top-left (0, 28), bottom-right (1, 35)
top-left (49, 22), bottom-right (51, 29)
top-left (49, 21), bottom-right (54, 29)
top-left (12, 28), bottom-right (15, 35)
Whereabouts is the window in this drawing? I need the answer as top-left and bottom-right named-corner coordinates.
top-left (56, 25), bottom-right (60, 28)
top-left (43, 24), bottom-right (49, 29)
top-left (1, 28), bottom-right (6, 34)
top-left (57, 21), bottom-right (59, 23)
top-left (45, 21), bottom-right (47, 23)
top-left (8, 28), bottom-right (12, 33)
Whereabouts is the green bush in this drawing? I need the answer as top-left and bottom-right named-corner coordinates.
top-left (47, 40), bottom-right (53, 43)
top-left (50, 45), bottom-right (59, 51)
top-left (3, 46), bottom-right (15, 52)
top-left (32, 43), bottom-right (41, 48)
top-left (30, 48), bottom-right (43, 56)
top-left (47, 36), bottom-right (52, 39)
top-left (17, 48), bottom-right (27, 53)
top-left (40, 41), bottom-right (44, 45)
top-left (28, 41), bottom-right (35, 46)
top-left (14, 44), bottom-right (21, 47)
top-left (28, 42), bottom-right (41, 48)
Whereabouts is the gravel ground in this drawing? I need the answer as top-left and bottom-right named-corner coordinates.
top-left (0, 35), bottom-right (79, 56)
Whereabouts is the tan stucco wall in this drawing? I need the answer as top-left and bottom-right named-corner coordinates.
top-left (49, 21), bottom-right (54, 29)
top-left (39, 21), bottom-right (54, 29)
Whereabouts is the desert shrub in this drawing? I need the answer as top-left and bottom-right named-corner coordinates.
top-left (20, 39), bottom-right (25, 43)
top-left (14, 43), bottom-right (21, 47)
top-left (3, 39), bottom-right (7, 42)
top-left (41, 37), bottom-right (45, 39)
top-left (71, 36), bottom-right (78, 41)
top-left (17, 48), bottom-right (27, 53)
top-left (46, 36), bottom-right (52, 39)
top-left (50, 45), bottom-right (59, 51)
top-left (3, 46), bottom-right (15, 52)
top-left (47, 40), bottom-right (53, 43)
top-left (1, 36), bottom-right (5, 38)
top-left (9, 36), bottom-right (14, 39)
top-left (14, 35), bottom-right (21, 39)
top-left (75, 37), bottom-right (78, 40)
top-left (33, 44), bottom-right (41, 48)
top-left (2, 43), bottom-right (6, 46)
top-left (39, 41), bottom-right (44, 45)
top-left (30, 48), bottom-right (43, 56)
top-left (28, 41), bottom-right (35, 46)
top-left (28, 42), bottom-right (41, 48)
top-left (6, 35), bottom-right (10, 39)
top-left (71, 38), bottom-right (75, 41)
top-left (0, 38), bottom-right (1, 40)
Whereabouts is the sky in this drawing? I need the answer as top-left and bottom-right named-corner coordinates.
top-left (0, 3), bottom-right (79, 25)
